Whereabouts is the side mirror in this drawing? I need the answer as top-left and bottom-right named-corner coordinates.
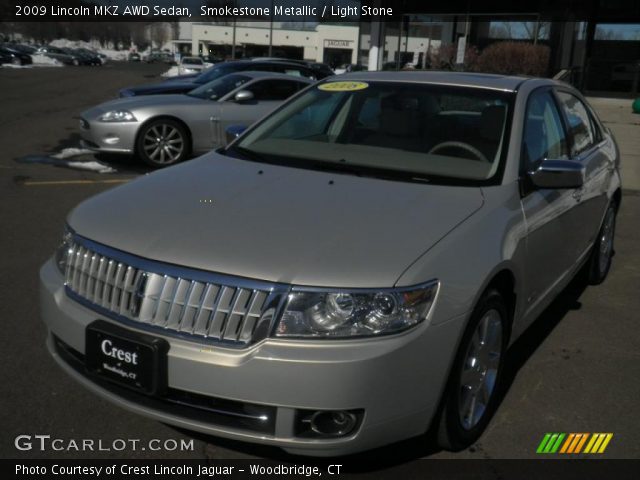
top-left (233, 90), bottom-right (254, 103)
top-left (528, 159), bottom-right (585, 189)
top-left (225, 125), bottom-right (247, 144)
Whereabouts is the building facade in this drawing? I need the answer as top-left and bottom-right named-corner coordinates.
top-left (182, 0), bottom-right (640, 96)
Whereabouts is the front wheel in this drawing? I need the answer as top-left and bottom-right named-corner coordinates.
top-left (585, 202), bottom-right (617, 285)
top-left (136, 119), bottom-right (190, 168)
top-left (436, 289), bottom-right (508, 451)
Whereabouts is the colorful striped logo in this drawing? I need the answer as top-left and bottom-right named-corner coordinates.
top-left (536, 433), bottom-right (613, 454)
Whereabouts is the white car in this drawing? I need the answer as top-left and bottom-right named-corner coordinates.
top-left (178, 56), bottom-right (206, 75)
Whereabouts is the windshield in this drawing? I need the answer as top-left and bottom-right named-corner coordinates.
top-left (232, 81), bottom-right (513, 184)
top-left (187, 74), bottom-right (251, 101)
top-left (183, 57), bottom-right (203, 65)
top-left (194, 63), bottom-right (238, 84)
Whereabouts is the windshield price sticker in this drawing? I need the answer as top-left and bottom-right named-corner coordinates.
top-left (318, 82), bottom-right (369, 92)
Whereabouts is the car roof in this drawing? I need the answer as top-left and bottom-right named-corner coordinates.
top-left (229, 59), bottom-right (312, 68)
top-left (234, 71), bottom-right (313, 82)
top-left (334, 71), bottom-right (546, 92)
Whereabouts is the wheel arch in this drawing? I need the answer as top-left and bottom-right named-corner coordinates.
top-left (135, 115), bottom-right (193, 158)
top-left (466, 265), bottom-right (519, 343)
top-left (612, 187), bottom-right (622, 211)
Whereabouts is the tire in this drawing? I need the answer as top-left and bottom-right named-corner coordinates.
top-left (585, 202), bottom-right (617, 285)
top-left (136, 118), bottom-right (190, 168)
top-left (11, 57), bottom-right (21, 66)
top-left (436, 289), bottom-right (509, 451)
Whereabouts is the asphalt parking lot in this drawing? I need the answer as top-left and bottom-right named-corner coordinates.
top-left (1, 62), bottom-right (639, 465)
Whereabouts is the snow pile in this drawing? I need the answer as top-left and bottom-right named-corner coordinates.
top-left (49, 38), bottom-right (127, 61)
top-left (16, 148), bottom-right (117, 173)
top-left (161, 66), bottom-right (181, 77)
top-left (52, 148), bottom-right (117, 173)
top-left (161, 62), bottom-right (213, 77)
top-left (30, 54), bottom-right (63, 66)
top-left (51, 147), bottom-right (94, 159)
top-left (67, 160), bottom-right (117, 174)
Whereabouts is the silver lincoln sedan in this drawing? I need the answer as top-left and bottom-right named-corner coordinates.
top-left (41, 72), bottom-right (621, 456)
top-left (79, 71), bottom-right (311, 167)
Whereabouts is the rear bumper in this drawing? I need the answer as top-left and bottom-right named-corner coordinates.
top-left (40, 258), bottom-right (465, 455)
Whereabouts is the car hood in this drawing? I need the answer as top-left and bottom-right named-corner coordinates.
top-left (67, 153), bottom-right (484, 288)
top-left (82, 94), bottom-right (203, 118)
top-left (122, 81), bottom-right (197, 96)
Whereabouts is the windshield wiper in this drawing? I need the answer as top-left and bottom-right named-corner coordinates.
top-left (222, 149), bottom-right (459, 185)
top-left (225, 146), bottom-right (269, 163)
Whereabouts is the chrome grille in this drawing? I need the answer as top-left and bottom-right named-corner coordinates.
top-left (64, 240), bottom-right (274, 345)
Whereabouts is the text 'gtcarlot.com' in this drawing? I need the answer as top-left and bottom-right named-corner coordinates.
top-left (14, 435), bottom-right (194, 452)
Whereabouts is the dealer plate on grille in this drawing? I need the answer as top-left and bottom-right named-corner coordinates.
top-left (85, 320), bottom-right (169, 395)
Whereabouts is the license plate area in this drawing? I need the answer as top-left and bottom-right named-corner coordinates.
top-left (85, 320), bottom-right (169, 395)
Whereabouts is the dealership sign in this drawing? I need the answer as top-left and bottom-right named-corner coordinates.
top-left (325, 39), bottom-right (353, 48)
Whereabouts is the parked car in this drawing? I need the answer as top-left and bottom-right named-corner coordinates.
top-left (0, 45), bottom-right (33, 65)
top-left (119, 59), bottom-right (331, 97)
top-left (178, 56), bottom-right (206, 74)
top-left (74, 48), bottom-right (105, 65)
top-left (79, 71), bottom-right (311, 167)
top-left (144, 51), bottom-right (173, 64)
top-left (128, 52), bottom-right (141, 62)
top-left (334, 63), bottom-right (366, 74)
top-left (248, 57), bottom-right (334, 76)
top-left (37, 46), bottom-right (79, 66)
top-left (63, 48), bottom-right (101, 66)
top-left (41, 72), bottom-right (620, 456)
top-left (5, 43), bottom-right (37, 55)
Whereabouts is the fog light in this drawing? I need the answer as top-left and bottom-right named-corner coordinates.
top-left (309, 410), bottom-right (357, 437)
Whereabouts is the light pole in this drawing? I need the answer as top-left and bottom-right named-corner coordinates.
top-left (268, 0), bottom-right (274, 56)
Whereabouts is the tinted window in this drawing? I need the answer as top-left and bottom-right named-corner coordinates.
top-left (556, 92), bottom-right (596, 156)
top-left (195, 63), bottom-right (239, 84)
top-left (523, 90), bottom-right (569, 170)
top-left (187, 74), bottom-right (251, 100)
top-left (262, 63), bottom-right (315, 79)
top-left (246, 79), bottom-right (304, 101)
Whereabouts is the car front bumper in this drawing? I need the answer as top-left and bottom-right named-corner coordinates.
top-left (79, 117), bottom-right (138, 154)
top-left (40, 258), bottom-right (465, 456)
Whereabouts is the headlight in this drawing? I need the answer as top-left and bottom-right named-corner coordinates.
top-left (98, 110), bottom-right (137, 122)
top-left (54, 227), bottom-right (73, 275)
top-left (275, 281), bottom-right (439, 338)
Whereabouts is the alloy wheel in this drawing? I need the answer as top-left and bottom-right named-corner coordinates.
top-left (458, 309), bottom-right (503, 430)
top-left (142, 124), bottom-right (185, 165)
top-left (598, 207), bottom-right (615, 275)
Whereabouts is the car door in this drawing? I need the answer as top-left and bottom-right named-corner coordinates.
top-left (554, 89), bottom-right (611, 260)
top-left (520, 88), bottom-right (578, 310)
top-left (213, 79), bottom-right (306, 147)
